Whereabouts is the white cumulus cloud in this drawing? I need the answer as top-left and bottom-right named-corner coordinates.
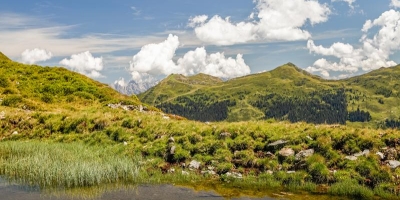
top-left (307, 9), bottom-right (400, 78)
top-left (189, 0), bottom-right (331, 45)
top-left (60, 51), bottom-right (104, 78)
top-left (392, 0), bottom-right (400, 8)
top-left (129, 34), bottom-right (251, 82)
top-left (21, 48), bottom-right (52, 64)
top-left (332, 0), bottom-right (357, 9)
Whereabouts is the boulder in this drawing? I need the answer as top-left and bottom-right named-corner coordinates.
top-left (345, 156), bottom-right (357, 161)
top-left (295, 149), bottom-right (314, 160)
top-left (268, 140), bottom-right (288, 147)
top-left (376, 152), bottom-right (385, 160)
top-left (354, 149), bottom-right (370, 157)
top-left (168, 137), bottom-right (175, 143)
top-left (279, 148), bottom-right (294, 157)
top-left (387, 160), bottom-right (400, 169)
top-left (169, 145), bottom-right (176, 155)
top-left (189, 160), bottom-right (201, 170)
top-left (225, 172), bottom-right (243, 179)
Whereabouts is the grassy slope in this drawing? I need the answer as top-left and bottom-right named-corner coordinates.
top-left (139, 63), bottom-right (343, 122)
top-left (139, 63), bottom-right (400, 125)
top-left (0, 55), bottom-right (142, 112)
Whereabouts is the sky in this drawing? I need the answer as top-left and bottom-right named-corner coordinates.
top-left (1, 0), bottom-right (400, 88)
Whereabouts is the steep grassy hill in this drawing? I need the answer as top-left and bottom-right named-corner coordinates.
top-left (0, 53), bottom-right (140, 112)
top-left (139, 63), bottom-right (346, 123)
top-left (139, 63), bottom-right (400, 127)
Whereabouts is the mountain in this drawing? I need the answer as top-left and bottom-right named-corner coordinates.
top-left (113, 79), bottom-right (157, 95)
top-left (0, 52), bottom-right (11, 61)
top-left (139, 73), bottom-right (223, 105)
top-left (139, 62), bottom-right (400, 126)
top-left (0, 52), bottom-right (141, 112)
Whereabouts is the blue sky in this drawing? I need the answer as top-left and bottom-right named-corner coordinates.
top-left (1, 0), bottom-right (400, 87)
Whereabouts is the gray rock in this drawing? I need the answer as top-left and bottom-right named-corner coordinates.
top-left (268, 140), bottom-right (288, 147)
top-left (169, 145), bottom-right (176, 155)
top-left (201, 170), bottom-right (216, 175)
top-left (376, 152), bottom-right (385, 160)
top-left (266, 170), bottom-right (274, 175)
top-left (219, 132), bottom-right (231, 138)
top-left (189, 160), bottom-right (201, 170)
top-left (279, 148), bottom-right (294, 157)
top-left (295, 149), bottom-right (314, 160)
top-left (12, 131), bottom-right (18, 135)
top-left (345, 156), bottom-right (357, 161)
top-left (168, 137), bottom-right (175, 143)
top-left (387, 160), bottom-right (400, 169)
top-left (0, 111), bottom-right (5, 120)
top-left (225, 172), bottom-right (243, 179)
top-left (354, 149), bottom-right (370, 157)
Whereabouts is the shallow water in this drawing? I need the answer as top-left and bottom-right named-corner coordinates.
top-left (0, 179), bottom-right (278, 200)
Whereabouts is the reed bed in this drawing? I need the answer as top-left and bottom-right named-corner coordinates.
top-left (0, 141), bottom-right (141, 189)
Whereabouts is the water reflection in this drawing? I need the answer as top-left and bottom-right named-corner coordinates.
top-left (0, 178), bottom-right (277, 200)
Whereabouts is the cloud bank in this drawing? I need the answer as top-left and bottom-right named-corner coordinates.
top-left (129, 34), bottom-right (250, 82)
top-left (189, 0), bottom-right (331, 45)
top-left (307, 9), bottom-right (400, 78)
top-left (60, 51), bottom-right (104, 78)
top-left (21, 48), bottom-right (52, 64)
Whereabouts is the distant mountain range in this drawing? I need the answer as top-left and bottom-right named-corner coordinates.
top-left (112, 80), bottom-right (157, 95)
top-left (139, 62), bottom-right (400, 126)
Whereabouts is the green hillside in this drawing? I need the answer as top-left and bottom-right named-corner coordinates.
top-left (0, 54), bottom-right (140, 112)
top-left (139, 63), bottom-right (400, 127)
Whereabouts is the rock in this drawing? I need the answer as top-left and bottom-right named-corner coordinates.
top-left (345, 156), bottom-right (357, 161)
top-left (287, 171), bottom-right (296, 174)
top-left (306, 136), bottom-right (313, 141)
top-left (219, 132), bottom-right (231, 138)
top-left (376, 152), bottom-right (385, 160)
top-left (163, 116), bottom-right (170, 120)
top-left (225, 172), bottom-right (243, 179)
top-left (354, 149), bottom-right (370, 157)
top-left (181, 171), bottom-right (189, 175)
top-left (266, 170), bottom-right (274, 175)
top-left (169, 145), bottom-right (176, 155)
top-left (139, 105), bottom-right (143, 112)
top-left (123, 141), bottom-right (128, 146)
top-left (295, 149), bottom-right (314, 160)
top-left (268, 140), bottom-right (288, 147)
top-left (201, 170), bottom-right (216, 175)
top-left (12, 131), bottom-right (18, 135)
top-left (189, 160), bottom-right (201, 170)
top-left (168, 168), bottom-right (175, 173)
top-left (0, 111), bottom-right (5, 120)
top-left (279, 148), bottom-right (294, 157)
top-left (387, 160), bottom-right (400, 169)
top-left (168, 137), bottom-right (175, 143)
top-left (265, 152), bottom-right (275, 158)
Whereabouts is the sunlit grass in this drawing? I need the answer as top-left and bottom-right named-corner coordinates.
top-left (0, 141), bottom-right (141, 188)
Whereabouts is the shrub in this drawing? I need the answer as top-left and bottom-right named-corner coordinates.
top-left (1, 95), bottom-right (22, 106)
top-left (0, 75), bottom-right (10, 87)
top-left (328, 179), bottom-right (374, 199)
top-left (216, 162), bottom-right (234, 174)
